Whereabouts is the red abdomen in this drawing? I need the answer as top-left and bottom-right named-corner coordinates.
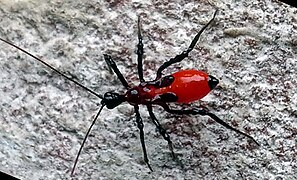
top-left (153, 69), bottom-right (212, 103)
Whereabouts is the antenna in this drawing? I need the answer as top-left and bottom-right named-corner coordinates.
top-left (71, 104), bottom-right (105, 176)
top-left (0, 38), bottom-right (103, 99)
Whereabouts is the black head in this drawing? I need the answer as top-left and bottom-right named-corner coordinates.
top-left (101, 92), bottom-right (126, 109)
top-left (208, 75), bottom-right (219, 90)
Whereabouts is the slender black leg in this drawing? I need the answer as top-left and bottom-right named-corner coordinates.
top-left (134, 105), bottom-right (153, 171)
top-left (137, 16), bottom-right (145, 82)
top-left (155, 9), bottom-right (218, 80)
top-left (103, 54), bottom-right (130, 89)
top-left (147, 105), bottom-right (175, 158)
top-left (161, 104), bottom-right (260, 146)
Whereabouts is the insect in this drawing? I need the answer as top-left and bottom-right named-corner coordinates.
top-left (0, 9), bottom-right (259, 175)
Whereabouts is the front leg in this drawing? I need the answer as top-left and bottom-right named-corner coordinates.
top-left (161, 104), bottom-right (260, 146)
top-left (134, 105), bottom-right (153, 171)
top-left (103, 54), bottom-right (130, 89)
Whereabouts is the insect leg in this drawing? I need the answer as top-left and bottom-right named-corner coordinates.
top-left (103, 54), bottom-right (130, 89)
top-left (155, 9), bottom-right (218, 80)
top-left (147, 105), bottom-right (175, 158)
top-left (137, 16), bottom-right (145, 82)
top-left (134, 105), bottom-right (153, 171)
top-left (161, 104), bottom-right (260, 146)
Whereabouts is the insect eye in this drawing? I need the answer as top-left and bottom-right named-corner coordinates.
top-left (104, 92), bottom-right (114, 100)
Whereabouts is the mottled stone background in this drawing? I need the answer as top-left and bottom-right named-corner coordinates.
top-left (0, 0), bottom-right (296, 179)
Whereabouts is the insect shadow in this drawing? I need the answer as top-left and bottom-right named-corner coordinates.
top-left (0, 9), bottom-right (259, 175)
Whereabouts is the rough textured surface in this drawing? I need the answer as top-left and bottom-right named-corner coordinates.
top-left (0, 0), bottom-right (296, 179)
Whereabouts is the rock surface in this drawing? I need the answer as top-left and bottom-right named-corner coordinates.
top-left (0, 1), bottom-right (296, 179)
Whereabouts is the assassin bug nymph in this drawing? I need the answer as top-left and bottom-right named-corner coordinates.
top-left (0, 9), bottom-right (259, 175)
